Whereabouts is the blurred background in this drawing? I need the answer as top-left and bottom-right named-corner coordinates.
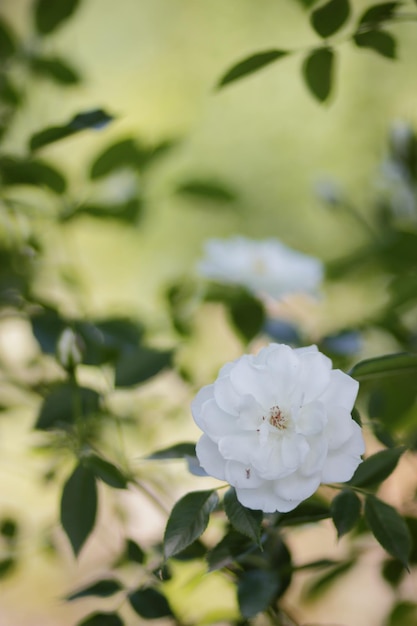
top-left (1, 1), bottom-right (417, 624)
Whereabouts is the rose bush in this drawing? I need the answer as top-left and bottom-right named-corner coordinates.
top-left (192, 343), bottom-right (365, 512)
top-left (197, 236), bottom-right (323, 300)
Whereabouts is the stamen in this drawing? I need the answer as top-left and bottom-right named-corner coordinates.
top-left (268, 405), bottom-right (287, 430)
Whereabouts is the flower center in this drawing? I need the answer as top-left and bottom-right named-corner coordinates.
top-left (268, 405), bottom-right (288, 430)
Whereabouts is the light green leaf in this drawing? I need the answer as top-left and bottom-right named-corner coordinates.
top-left (311, 0), bottom-right (350, 38)
top-left (223, 488), bottom-right (263, 545)
top-left (364, 495), bottom-right (411, 569)
top-left (128, 587), bottom-right (173, 619)
top-left (353, 30), bottom-right (396, 59)
top-left (217, 50), bottom-right (288, 88)
top-left (330, 489), bottom-right (361, 538)
top-left (60, 464), bottom-right (97, 556)
top-left (30, 109), bottom-right (114, 151)
top-left (164, 490), bottom-right (218, 559)
top-left (349, 447), bottom-right (406, 488)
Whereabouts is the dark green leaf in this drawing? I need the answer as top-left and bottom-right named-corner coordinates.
top-left (353, 30), bottom-right (396, 59)
top-left (126, 539), bottom-right (145, 564)
top-left (217, 50), bottom-right (288, 88)
top-left (228, 292), bottom-right (265, 342)
top-left (0, 18), bottom-right (17, 60)
top-left (358, 2), bottom-right (400, 28)
top-left (238, 570), bottom-right (281, 618)
top-left (330, 489), bottom-right (361, 538)
top-left (29, 109), bottom-right (114, 151)
top-left (382, 558), bottom-right (406, 588)
top-left (114, 345), bottom-right (172, 387)
top-left (364, 495), bottom-right (411, 568)
top-left (146, 442), bottom-right (196, 460)
top-left (387, 601), bottom-right (417, 626)
top-left (311, 0), bottom-right (350, 38)
top-left (277, 496), bottom-right (330, 526)
top-left (176, 179), bottom-right (236, 203)
top-left (0, 518), bottom-right (18, 542)
top-left (349, 447), bottom-right (406, 488)
top-left (35, 383), bottom-right (100, 430)
top-left (66, 198), bottom-right (142, 224)
top-left (78, 318), bottom-right (144, 366)
top-left (0, 74), bottom-right (22, 107)
top-left (0, 557), bottom-right (16, 579)
top-left (224, 488), bottom-right (263, 545)
top-left (77, 613), bottom-right (124, 626)
top-left (302, 47), bottom-right (334, 102)
top-left (207, 529), bottom-right (253, 571)
top-left (350, 353), bottom-right (417, 381)
top-left (0, 156), bottom-right (66, 193)
top-left (60, 464), bottom-right (97, 556)
top-left (30, 306), bottom-right (66, 353)
top-left (66, 579), bottom-right (123, 601)
top-left (164, 490), bottom-right (219, 559)
top-left (90, 139), bottom-right (140, 179)
top-left (128, 587), bottom-right (173, 619)
top-left (84, 454), bottom-right (128, 489)
top-left (303, 560), bottom-right (355, 600)
top-left (170, 538), bottom-right (207, 561)
top-left (29, 55), bottom-right (80, 85)
top-left (34, 0), bottom-right (81, 34)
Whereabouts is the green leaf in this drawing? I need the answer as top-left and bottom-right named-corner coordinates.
top-left (77, 613), bottom-right (124, 626)
top-left (66, 579), bottom-right (123, 601)
top-left (228, 292), bottom-right (265, 342)
top-left (29, 55), bottom-right (80, 85)
top-left (303, 560), bottom-right (355, 600)
top-left (78, 318), bottom-right (144, 366)
top-left (35, 383), bottom-right (100, 430)
top-left (330, 489), bottom-right (361, 538)
top-left (126, 538), bottom-right (145, 564)
top-left (0, 557), bottom-right (16, 579)
top-left (358, 2), bottom-right (400, 28)
top-left (224, 488), bottom-right (263, 545)
top-left (128, 587), bottom-right (174, 619)
top-left (0, 18), bottom-right (17, 60)
top-left (277, 496), bottom-right (330, 526)
top-left (176, 179), bottom-right (236, 203)
top-left (60, 464), bottom-right (97, 556)
top-left (217, 50), bottom-right (288, 88)
top-left (0, 156), bottom-right (67, 193)
top-left (83, 454), bottom-right (128, 489)
top-left (164, 490), bottom-right (219, 559)
top-left (114, 345), bottom-right (172, 387)
top-left (353, 30), bottom-right (396, 59)
top-left (237, 569), bottom-right (281, 618)
top-left (207, 529), bottom-right (253, 571)
top-left (145, 442), bottom-right (196, 460)
top-left (349, 353), bottom-right (417, 381)
top-left (382, 558), bottom-right (406, 588)
top-left (364, 495), bottom-right (411, 568)
top-left (349, 447), bottom-right (406, 488)
top-left (310, 0), bottom-right (350, 38)
top-left (302, 47), bottom-right (335, 102)
top-left (29, 109), bottom-right (114, 151)
top-left (34, 0), bottom-right (81, 35)
top-left (67, 199), bottom-right (142, 224)
top-left (387, 601), bottom-right (417, 626)
top-left (90, 138), bottom-right (140, 179)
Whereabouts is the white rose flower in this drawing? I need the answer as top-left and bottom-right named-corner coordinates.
top-left (192, 343), bottom-right (365, 513)
top-left (197, 236), bottom-right (323, 300)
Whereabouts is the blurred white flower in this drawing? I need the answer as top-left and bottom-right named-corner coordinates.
top-left (197, 236), bottom-right (323, 300)
top-left (192, 343), bottom-right (364, 513)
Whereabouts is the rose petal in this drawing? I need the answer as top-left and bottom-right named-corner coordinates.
top-left (191, 384), bottom-right (214, 429)
top-left (225, 460), bottom-right (264, 489)
top-left (325, 406), bottom-right (357, 450)
top-left (196, 435), bottom-right (227, 480)
top-left (236, 483), bottom-right (301, 513)
top-left (320, 369), bottom-right (359, 411)
top-left (296, 401), bottom-right (327, 436)
top-left (198, 398), bottom-right (240, 441)
top-left (274, 471), bottom-right (321, 501)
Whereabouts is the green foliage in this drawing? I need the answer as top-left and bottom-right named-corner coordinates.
top-left (217, 50), bottom-right (288, 88)
top-left (349, 447), bottom-right (406, 488)
top-left (364, 495), bottom-right (411, 569)
top-left (34, 0), bottom-right (81, 35)
top-left (353, 30), bottom-right (397, 59)
top-left (237, 569), bottom-right (282, 618)
top-left (30, 109), bottom-right (114, 151)
top-left (164, 490), bottom-right (219, 559)
top-left (0, 156), bottom-right (67, 193)
top-left (330, 489), bottom-right (362, 538)
top-left (310, 0), bottom-right (351, 38)
top-left (128, 587), bottom-right (174, 619)
top-left (77, 613), bottom-right (124, 626)
top-left (302, 47), bottom-right (334, 102)
top-left (83, 454), bottom-right (129, 489)
top-left (223, 488), bottom-right (263, 546)
top-left (28, 55), bottom-right (81, 84)
top-left (66, 579), bottom-right (123, 601)
top-left (60, 464), bottom-right (97, 556)
top-left (176, 179), bottom-right (237, 203)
